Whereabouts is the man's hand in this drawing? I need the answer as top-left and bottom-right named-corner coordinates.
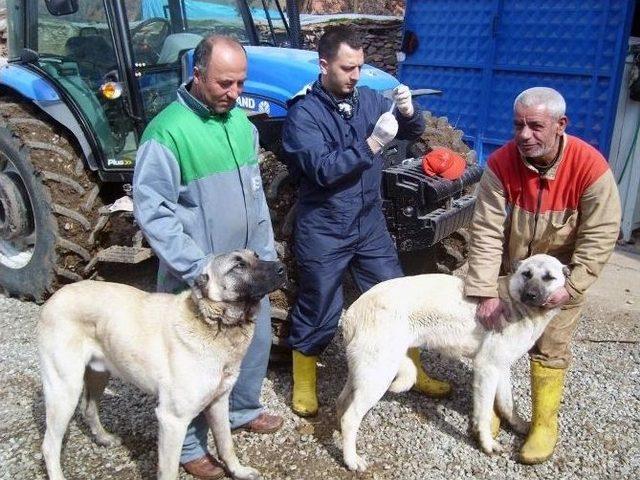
top-left (476, 297), bottom-right (510, 331)
top-left (368, 112), bottom-right (398, 152)
top-left (544, 286), bottom-right (571, 309)
top-left (393, 84), bottom-right (414, 117)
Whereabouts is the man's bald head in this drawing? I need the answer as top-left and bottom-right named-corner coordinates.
top-left (191, 35), bottom-right (247, 114)
top-left (193, 35), bottom-right (246, 78)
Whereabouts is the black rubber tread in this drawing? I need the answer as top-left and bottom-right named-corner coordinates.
top-left (0, 97), bottom-right (105, 301)
top-left (83, 185), bottom-right (101, 212)
top-left (40, 171), bottom-right (86, 194)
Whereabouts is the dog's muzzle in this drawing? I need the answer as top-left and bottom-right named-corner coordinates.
top-left (520, 285), bottom-right (547, 307)
top-left (250, 260), bottom-right (287, 299)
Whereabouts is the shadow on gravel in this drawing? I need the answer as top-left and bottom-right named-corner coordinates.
top-left (287, 339), bottom-right (488, 470)
top-left (29, 382), bottom-right (47, 477)
top-left (94, 380), bottom-right (159, 477)
top-left (402, 350), bottom-right (479, 449)
top-left (32, 376), bottom-right (160, 478)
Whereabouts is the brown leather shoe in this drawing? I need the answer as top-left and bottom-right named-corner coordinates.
top-left (181, 453), bottom-right (225, 480)
top-left (234, 412), bottom-right (284, 434)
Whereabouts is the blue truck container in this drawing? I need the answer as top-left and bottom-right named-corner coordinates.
top-left (397, 0), bottom-right (637, 164)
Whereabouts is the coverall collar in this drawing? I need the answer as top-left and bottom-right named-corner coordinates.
top-left (177, 82), bottom-right (232, 120)
top-left (312, 78), bottom-right (359, 119)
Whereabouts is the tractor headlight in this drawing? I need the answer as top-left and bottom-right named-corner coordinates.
top-left (100, 82), bottom-right (123, 100)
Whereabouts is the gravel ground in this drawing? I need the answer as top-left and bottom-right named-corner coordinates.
top-left (1, 257), bottom-right (639, 480)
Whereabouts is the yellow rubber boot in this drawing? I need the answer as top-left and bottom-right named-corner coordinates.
top-left (408, 348), bottom-right (451, 398)
top-left (519, 361), bottom-right (566, 464)
top-left (292, 350), bottom-right (318, 417)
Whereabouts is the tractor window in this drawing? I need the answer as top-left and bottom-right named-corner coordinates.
top-left (36, 0), bottom-right (138, 168)
top-left (248, 0), bottom-right (290, 46)
top-left (37, 0), bottom-right (112, 59)
top-left (128, 0), bottom-right (250, 68)
top-left (125, 0), bottom-right (253, 123)
top-left (180, 0), bottom-right (249, 42)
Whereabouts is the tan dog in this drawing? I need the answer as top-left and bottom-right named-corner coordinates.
top-left (38, 249), bottom-right (285, 480)
top-left (337, 254), bottom-right (568, 471)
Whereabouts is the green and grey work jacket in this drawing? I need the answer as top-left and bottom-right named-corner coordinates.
top-left (133, 84), bottom-right (276, 293)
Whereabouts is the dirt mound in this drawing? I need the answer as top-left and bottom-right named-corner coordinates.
top-left (411, 111), bottom-right (476, 165)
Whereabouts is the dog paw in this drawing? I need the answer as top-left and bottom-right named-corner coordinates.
top-left (230, 465), bottom-right (261, 480)
top-left (95, 432), bottom-right (122, 447)
top-left (480, 438), bottom-right (504, 455)
top-left (344, 453), bottom-right (368, 472)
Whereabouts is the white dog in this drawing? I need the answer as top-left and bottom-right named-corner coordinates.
top-left (38, 249), bottom-right (285, 480)
top-left (337, 254), bottom-right (568, 471)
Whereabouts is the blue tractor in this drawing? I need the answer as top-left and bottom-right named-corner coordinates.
top-left (0, 0), bottom-right (480, 307)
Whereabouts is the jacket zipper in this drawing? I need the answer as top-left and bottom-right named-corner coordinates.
top-left (223, 120), bottom-right (250, 248)
top-left (527, 174), bottom-right (544, 257)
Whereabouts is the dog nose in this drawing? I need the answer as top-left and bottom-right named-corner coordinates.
top-left (276, 263), bottom-right (286, 277)
top-left (522, 291), bottom-right (538, 303)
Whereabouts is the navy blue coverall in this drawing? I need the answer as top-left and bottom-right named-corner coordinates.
top-left (282, 82), bottom-right (425, 355)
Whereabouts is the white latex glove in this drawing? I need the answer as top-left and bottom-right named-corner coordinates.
top-left (369, 112), bottom-right (398, 148)
top-left (393, 84), bottom-right (414, 117)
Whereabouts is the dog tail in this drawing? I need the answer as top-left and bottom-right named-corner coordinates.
top-left (388, 355), bottom-right (417, 393)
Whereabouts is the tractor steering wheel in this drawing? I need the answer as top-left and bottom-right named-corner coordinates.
top-left (131, 17), bottom-right (171, 65)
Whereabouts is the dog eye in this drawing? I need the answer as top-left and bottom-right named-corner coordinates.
top-left (521, 270), bottom-right (532, 279)
top-left (542, 272), bottom-right (556, 282)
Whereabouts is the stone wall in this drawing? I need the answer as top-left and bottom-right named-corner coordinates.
top-left (0, 8), bottom-right (7, 59)
top-left (305, 0), bottom-right (405, 16)
top-left (301, 18), bottom-right (403, 75)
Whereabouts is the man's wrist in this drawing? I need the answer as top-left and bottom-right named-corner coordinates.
top-left (367, 136), bottom-right (383, 153)
top-left (399, 105), bottom-right (414, 118)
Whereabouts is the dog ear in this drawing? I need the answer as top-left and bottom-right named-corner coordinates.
top-left (191, 272), bottom-right (209, 302)
top-left (511, 259), bottom-right (523, 273)
top-left (562, 266), bottom-right (571, 278)
top-left (195, 273), bottom-right (209, 291)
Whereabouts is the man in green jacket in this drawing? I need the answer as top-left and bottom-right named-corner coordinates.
top-left (133, 35), bottom-right (282, 480)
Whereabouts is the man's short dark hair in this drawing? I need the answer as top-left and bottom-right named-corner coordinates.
top-left (318, 26), bottom-right (363, 61)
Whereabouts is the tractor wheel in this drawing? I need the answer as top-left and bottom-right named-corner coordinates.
top-left (0, 98), bottom-right (104, 301)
